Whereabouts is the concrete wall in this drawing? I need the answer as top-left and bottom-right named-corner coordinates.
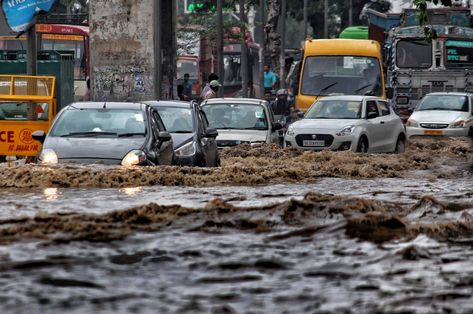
top-left (90, 0), bottom-right (155, 101)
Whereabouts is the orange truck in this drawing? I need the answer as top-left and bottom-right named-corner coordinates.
top-left (0, 75), bottom-right (56, 159)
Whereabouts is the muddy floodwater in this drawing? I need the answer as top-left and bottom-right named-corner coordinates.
top-left (0, 137), bottom-right (472, 313)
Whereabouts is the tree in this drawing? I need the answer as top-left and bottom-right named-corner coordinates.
top-left (414, 0), bottom-right (452, 40)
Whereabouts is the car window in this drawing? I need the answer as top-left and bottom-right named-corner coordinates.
top-left (202, 103), bottom-right (268, 130)
top-left (50, 108), bottom-right (146, 137)
top-left (156, 107), bottom-right (194, 133)
top-left (377, 101), bottom-right (390, 116)
top-left (305, 100), bottom-right (362, 119)
top-left (417, 95), bottom-right (469, 112)
top-left (365, 101), bottom-right (379, 118)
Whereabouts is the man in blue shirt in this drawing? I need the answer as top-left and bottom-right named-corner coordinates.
top-left (182, 73), bottom-right (193, 100)
top-left (263, 65), bottom-right (277, 92)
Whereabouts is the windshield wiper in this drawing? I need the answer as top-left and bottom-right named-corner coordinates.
top-left (418, 107), bottom-right (450, 111)
top-left (353, 84), bottom-right (371, 94)
top-left (317, 82), bottom-right (338, 94)
top-left (118, 132), bottom-right (146, 137)
top-left (172, 130), bottom-right (193, 133)
top-left (60, 131), bottom-right (118, 137)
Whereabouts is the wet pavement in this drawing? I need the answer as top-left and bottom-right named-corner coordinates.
top-left (0, 137), bottom-right (472, 313)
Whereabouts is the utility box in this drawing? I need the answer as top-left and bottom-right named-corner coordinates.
top-left (0, 50), bottom-right (74, 111)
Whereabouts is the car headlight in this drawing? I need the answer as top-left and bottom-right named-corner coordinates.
top-left (121, 150), bottom-right (147, 166)
top-left (39, 148), bottom-right (58, 165)
top-left (175, 141), bottom-right (196, 157)
top-left (406, 118), bottom-right (418, 127)
top-left (451, 119), bottom-right (466, 128)
top-left (286, 125), bottom-right (295, 136)
top-left (250, 141), bottom-right (265, 147)
top-left (336, 125), bottom-right (355, 136)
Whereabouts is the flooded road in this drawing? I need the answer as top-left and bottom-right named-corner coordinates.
top-left (0, 137), bottom-right (472, 313)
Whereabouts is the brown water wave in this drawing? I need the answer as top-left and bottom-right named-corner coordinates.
top-left (1, 191), bottom-right (472, 245)
top-left (0, 137), bottom-right (471, 189)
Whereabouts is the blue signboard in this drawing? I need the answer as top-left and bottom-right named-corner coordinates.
top-left (2, 0), bottom-right (58, 32)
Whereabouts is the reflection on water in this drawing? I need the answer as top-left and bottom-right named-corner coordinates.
top-left (43, 188), bottom-right (59, 201)
top-left (120, 186), bottom-right (142, 197)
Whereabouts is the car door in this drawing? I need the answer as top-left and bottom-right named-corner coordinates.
top-left (364, 100), bottom-right (385, 152)
top-left (377, 100), bottom-right (398, 151)
top-left (151, 110), bottom-right (173, 165)
top-left (198, 108), bottom-right (218, 166)
top-left (265, 103), bottom-right (279, 144)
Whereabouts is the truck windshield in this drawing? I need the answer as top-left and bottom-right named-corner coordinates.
top-left (301, 56), bottom-right (382, 96)
top-left (396, 40), bottom-right (432, 69)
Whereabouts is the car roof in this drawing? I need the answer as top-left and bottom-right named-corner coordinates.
top-left (424, 92), bottom-right (473, 97)
top-left (315, 95), bottom-right (381, 101)
top-left (144, 100), bottom-right (193, 108)
top-left (201, 98), bottom-right (268, 106)
top-left (67, 102), bottom-right (146, 110)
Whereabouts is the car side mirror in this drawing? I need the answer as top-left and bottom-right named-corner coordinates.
top-left (32, 130), bottom-right (46, 144)
top-left (297, 111), bottom-right (304, 119)
top-left (386, 87), bottom-right (394, 99)
top-left (272, 122), bottom-right (283, 131)
top-left (158, 131), bottom-right (172, 142)
top-left (204, 127), bottom-right (218, 138)
top-left (367, 112), bottom-right (378, 119)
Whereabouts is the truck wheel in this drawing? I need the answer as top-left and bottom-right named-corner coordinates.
top-left (356, 137), bottom-right (368, 153)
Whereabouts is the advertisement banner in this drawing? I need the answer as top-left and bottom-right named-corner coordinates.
top-left (2, 0), bottom-right (58, 32)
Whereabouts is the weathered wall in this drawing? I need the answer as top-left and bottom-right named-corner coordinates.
top-left (90, 0), bottom-right (155, 101)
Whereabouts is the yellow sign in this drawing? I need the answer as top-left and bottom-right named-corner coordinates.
top-left (424, 130), bottom-right (443, 136)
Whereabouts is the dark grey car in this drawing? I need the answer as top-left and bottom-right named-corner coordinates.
top-left (32, 102), bottom-right (174, 166)
top-left (146, 100), bottom-right (220, 167)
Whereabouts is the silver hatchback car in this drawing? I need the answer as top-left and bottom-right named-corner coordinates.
top-left (285, 95), bottom-right (406, 153)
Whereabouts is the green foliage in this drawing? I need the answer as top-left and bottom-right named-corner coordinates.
top-left (414, 0), bottom-right (453, 42)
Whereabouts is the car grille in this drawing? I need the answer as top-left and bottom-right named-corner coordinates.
top-left (420, 123), bottom-right (449, 129)
top-left (295, 134), bottom-right (334, 147)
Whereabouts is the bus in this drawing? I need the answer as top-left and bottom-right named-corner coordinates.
top-left (0, 23), bottom-right (89, 100)
top-left (295, 39), bottom-right (387, 112)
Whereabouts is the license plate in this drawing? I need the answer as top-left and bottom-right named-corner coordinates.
top-left (303, 140), bottom-right (325, 147)
top-left (424, 130), bottom-right (443, 135)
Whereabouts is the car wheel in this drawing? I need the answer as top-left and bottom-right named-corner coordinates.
top-left (356, 137), bottom-right (368, 153)
top-left (395, 135), bottom-right (406, 154)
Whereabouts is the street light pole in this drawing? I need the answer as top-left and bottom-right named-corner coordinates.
top-left (239, 0), bottom-right (248, 98)
top-left (217, 0), bottom-right (224, 97)
top-left (349, 0), bottom-right (353, 27)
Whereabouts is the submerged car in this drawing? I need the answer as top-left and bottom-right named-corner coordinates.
top-left (285, 95), bottom-right (406, 153)
top-left (201, 98), bottom-right (282, 148)
top-left (32, 102), bottom-right (174, 166)
top-left (146, 100), bottom-right (220, 167)
top-left (406, 93), bottom-right (473, 138)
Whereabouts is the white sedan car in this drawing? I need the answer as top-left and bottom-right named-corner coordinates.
top-left (285, 95), bottom-right (406, 153)
top-left (406, 92), bottom-right (473, 138)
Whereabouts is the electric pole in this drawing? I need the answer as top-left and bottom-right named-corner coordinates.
top-left (324, 0), bottom-right (328, 38)
top-left (154, 0), bottom-right (162, 100)
top-left (259, 0), bottom-right (265, 98)
top-left (280, 0), bottom-right (286, 89)
top-left (303, 0), bottom-right (308, 40)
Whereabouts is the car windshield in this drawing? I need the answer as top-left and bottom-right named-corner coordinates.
top-left (305, 100), bottom-right (362, 119)
top-left (156, 107), bottom-right (194, 133)
top-left (50, 108), bottom-right (147, 137)
top-left (0, 101), bottom-right (49, 121)
top-left (301, 56), bottom-right (382, 96)
top-left (416, 95), bottom-right (469, 112)
top-left (202, 103), bottom-right (268, 130)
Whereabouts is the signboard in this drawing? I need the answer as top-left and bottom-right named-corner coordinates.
top-left (2, 0), bottom-right (58, 33)
top-left (446, 40), bottom-right (473, 67)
